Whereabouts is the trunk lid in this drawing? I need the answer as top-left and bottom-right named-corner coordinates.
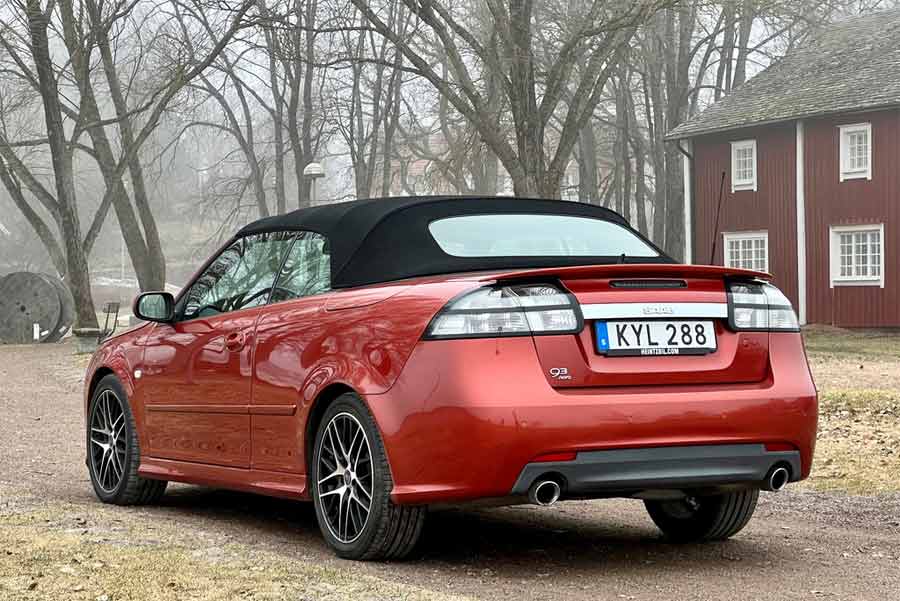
top-left (487, 264), bottom-right (770, 388)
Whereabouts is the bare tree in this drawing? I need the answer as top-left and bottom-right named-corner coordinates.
top-left (349, 0), bottom-right (672, 198)
top-left (0, 0), bottom-right (253, 326)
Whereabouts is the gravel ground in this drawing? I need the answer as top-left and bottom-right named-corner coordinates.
top-left (2, 341), bottom-right (900, 601)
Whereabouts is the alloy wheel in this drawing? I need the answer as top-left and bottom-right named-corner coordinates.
top-left (89, 389), bottom-right (127, 493)
top-left (316, 412), bottom-right (374, 544)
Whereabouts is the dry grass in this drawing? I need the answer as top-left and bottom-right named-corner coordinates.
top-left (0, 492), bottom-right (469, 601)
top-left (802, 327), bottom-right (900, 494)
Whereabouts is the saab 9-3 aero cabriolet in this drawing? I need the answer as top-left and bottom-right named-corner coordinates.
top-left (84, 196), bottom-right (817, 560)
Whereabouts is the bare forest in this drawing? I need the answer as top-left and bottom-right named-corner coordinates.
top-left (0, 0), bottom-right (896, 329)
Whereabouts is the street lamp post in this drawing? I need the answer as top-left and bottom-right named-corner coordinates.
top-left (303, 161), bottom-right (325, 205)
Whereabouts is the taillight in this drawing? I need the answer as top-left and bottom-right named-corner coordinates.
top-left (423, 283), bottom-right (582, 340)
top-left (726, 281), bottom-right (799, 332)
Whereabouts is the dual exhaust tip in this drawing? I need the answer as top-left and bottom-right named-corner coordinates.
top-left (763, 465), bottom-right (790, 492)
top-left (528, 466), bottom-right (789, 505)
top-left (528, 478), bottom-right (562, 506)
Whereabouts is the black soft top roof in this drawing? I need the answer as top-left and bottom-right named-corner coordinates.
top-left (236, 196), bottom-right (671, 289)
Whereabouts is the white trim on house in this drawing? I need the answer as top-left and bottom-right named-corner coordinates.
top-left (682, 139), bottom-right (693, 264)
top-left (829, 223), bottom-right (885, 288)
top-left (723, 230), bottom-right (769, 272)
top-left (796, 121), bottom-right (807, 324)
top-left (730, 139), bottom-right (757, 192)
top-left (838, 122), bottom-right (872, 182)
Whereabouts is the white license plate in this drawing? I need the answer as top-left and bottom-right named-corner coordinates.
top-left (595, 320), bottom-right (717, 356)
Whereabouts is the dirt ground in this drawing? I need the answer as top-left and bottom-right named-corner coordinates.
top-left (2, 330), bottom-right (899, 601)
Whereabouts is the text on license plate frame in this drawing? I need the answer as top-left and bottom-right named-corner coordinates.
top-left (594, 320), bottom-right (717, 356)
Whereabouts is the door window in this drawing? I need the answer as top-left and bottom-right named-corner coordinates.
top-left (270, 232), bottom-right (331, 302)
top-left (181, 232), bottom-right (295, 319)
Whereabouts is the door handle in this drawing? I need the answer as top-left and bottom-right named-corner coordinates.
top-left (224, 330), bottom-right (246, 352)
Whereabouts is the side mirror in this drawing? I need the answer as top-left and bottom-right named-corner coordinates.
top-left (133, 291), bottom-right (175, 323)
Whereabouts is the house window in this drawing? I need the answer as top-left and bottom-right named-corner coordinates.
top-left (830, 224), bottom-right (884, 287)
top-left (723, 231), bottom-right (768, 272)
top-left (839, 123), bottom-right (872, 181)
top-left (730, 140), bottom-right (757, 192)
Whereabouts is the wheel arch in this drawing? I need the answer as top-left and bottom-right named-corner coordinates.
top-left (87, 366), bottom-right (116, 403)
top-left (304, 382), bottom-right (357, 473)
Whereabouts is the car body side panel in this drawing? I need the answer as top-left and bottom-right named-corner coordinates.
top-left (249, 280), bottom-right (469, 475)
top-left (369, 332), bottom-right (817, 505)
top-left (137, 310), bottom-right (261, 468)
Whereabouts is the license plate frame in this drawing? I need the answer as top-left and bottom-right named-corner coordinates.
top-left (594, 320), bottom-right (717, 357)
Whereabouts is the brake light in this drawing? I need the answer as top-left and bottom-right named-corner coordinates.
top-left (423, 283), bottom-right (582, 340)
top-left (726, 281), bottom-right (799, 332)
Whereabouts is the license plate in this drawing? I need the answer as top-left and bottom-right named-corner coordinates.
top-left (595, 320), bottom-right (717, 356)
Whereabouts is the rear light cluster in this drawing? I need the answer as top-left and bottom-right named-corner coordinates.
top-left (424, 283), bottom-right (582, 339)
top-left (726, 281), bottom-right (799, 332)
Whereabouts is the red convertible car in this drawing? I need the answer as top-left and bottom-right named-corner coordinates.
top-left (84, 196), bottom-right (817, 560)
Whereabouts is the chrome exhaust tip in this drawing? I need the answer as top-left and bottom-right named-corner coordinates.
top-left (528, 479), bottom-right (562, 506)
top-left (763, 466), bottom-right (790, 492)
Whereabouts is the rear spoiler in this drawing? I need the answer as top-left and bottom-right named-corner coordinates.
top-left (481, 263), bottom-right (772, 283)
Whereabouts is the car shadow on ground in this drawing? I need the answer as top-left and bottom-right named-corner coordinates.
top-left (148, 484), bottom-right (781, 576)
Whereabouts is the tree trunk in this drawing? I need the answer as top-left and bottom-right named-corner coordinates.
top-left (732, 1), bottom-right (756, 89)
top-left (716, 5), bottom-right (736, 99)
top-left (577, 124), bottom-right (598, 203)
top-left (299, 0), bottom-right (318, 207)
top-left (93, 14), bottom-right (166, 289)
top-left (632, 135), bottom-right (648, 236)
top-left (25, 0), bottom-right (98, 329)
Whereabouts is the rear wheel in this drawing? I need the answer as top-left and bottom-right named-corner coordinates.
top-left (644, 489), bottom-right (758, 542)
top-left (311, 393), bottom-right (425, 560)
top-left (87, 375), bottom-right (167, 505)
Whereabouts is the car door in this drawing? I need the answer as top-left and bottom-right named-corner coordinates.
top-left (251, 231), bottom-right (332, 473)
top-left (140, 232), bottom-right (295, 468)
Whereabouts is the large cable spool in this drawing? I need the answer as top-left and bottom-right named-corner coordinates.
top-left (0, 272), bottom-right (71, 344)
top-left (41, 274), bottom-right (76, 342)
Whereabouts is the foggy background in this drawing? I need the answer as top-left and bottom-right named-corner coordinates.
top-left (0, 0), bottom-right (895, 328)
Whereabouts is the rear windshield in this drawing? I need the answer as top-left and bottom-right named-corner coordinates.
top-left (428, 214), bottom-right (659, 258)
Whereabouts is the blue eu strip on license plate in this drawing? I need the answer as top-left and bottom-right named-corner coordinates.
top-left (595, 321), bottom-right (611, 352)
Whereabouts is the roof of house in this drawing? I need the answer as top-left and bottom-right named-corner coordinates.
top-left (237, 195), bottom-right (670, 288)
top-left (669, 9), bottom-right (900, 139)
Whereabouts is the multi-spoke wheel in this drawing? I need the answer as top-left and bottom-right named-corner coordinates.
top-left (645, 489), bottom-right (759, 543)
top-left (87, 375), bottom-right (167, 505)
top-left (316, 412), bottom-right (374, 544)
top-left (311, 392), bottom-right (425, 560)
top-left (89, 389), bottom-right (127, 493)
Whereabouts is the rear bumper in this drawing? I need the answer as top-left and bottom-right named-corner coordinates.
top-left (509, 444), bottom-right (801, 497)
top-left (368, 332), bottom-right (817, 505)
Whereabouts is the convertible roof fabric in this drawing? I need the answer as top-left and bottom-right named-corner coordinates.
top-left (236, 196), bottom-right (671, 289)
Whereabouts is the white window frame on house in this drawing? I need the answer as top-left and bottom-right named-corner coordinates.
top-left (730, 139), bottom-right (757, 192)
top-left (723, 231), bottom-right (769, 272)
top-left (829, 224), bottom-right (885, 288)
top-left (839, 123), bottom-right (872, 182)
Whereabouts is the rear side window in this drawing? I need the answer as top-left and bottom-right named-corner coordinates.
top-left (270, 232), bottom-right (331, 302)
top-left (428, 214), bottom-right (659, 258)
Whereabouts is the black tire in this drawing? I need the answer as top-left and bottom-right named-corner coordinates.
top-left (87, 375), bottom-right (167, 505)
top-left (311, 392), bottom-right (425, 560)
top-left (644, 489), bottom-right (758, 543)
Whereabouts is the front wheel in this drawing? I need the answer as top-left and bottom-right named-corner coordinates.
top-left (311, 393), bottom-right (425, 560)
top-left (644, 489), bottom-right (758, 543)
top-left (87, 375), bottom-right (167, 505)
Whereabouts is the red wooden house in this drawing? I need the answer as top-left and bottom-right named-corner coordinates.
top-left (669, 11), bottom-right (900, 327)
